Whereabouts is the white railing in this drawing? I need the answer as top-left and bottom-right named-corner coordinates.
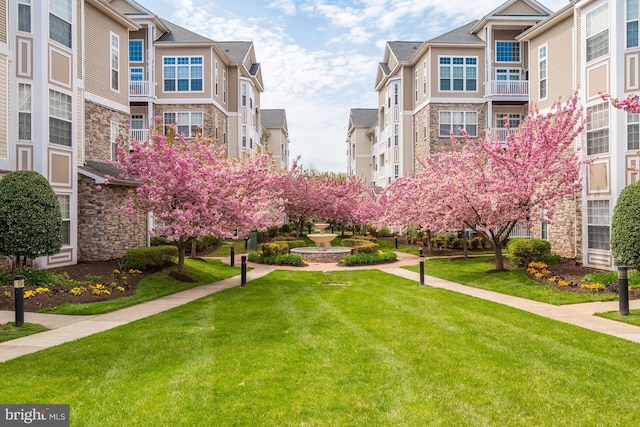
top-left (129, 81), bottom-right (151, 96)
top-left (509, 223), bottom-right (531, 238)
top-left (489, 127), bottom-right (518, 142)
top-left (130, 129), bottom-right (149, 143)
top-left (487, 80), bottom-right (529, 97)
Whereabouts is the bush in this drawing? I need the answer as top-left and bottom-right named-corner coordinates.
top-left (150, 236), bottom-right (169, 246)
top-left (258, 242), bottom-right (290, 257)
top-left (280, 223), bottom-right (290, 234)
top-left (341, 238), bottom-right (371, 247)
top-left (508, 238), bottom-right (551, 268)
top-left (278, 240), bottom-right (307, 249)
top-left (120, 245), bottom-right (178, 270)
top-left (543, 253), bottom-right (563, 265)
top-left (451, 238), bottom-right (463, 250)
top-left (195, 235), bottom-right (221, 252)
top-left (378, 227), bottom-right (392, 237)
top-left (352, 242), bottom-right (379, 254)
top-left (267, 226), bottom-right (279, 238)
top-left (341, 250), bottom-right (397, 266)
top-left (367, 225), bottom-right (378, 237)
top-left (248, 252), bottom-right (305, 266)
top-left (611, 180), bottom-right (640, 269)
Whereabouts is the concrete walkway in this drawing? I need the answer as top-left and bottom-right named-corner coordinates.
top-left (2, 252), bottom-right (640, 363)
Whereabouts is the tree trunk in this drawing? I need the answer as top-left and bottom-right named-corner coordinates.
top-left (462, 229), bottom-right (468, 258)
top-left (493, 242), bottom-right (505, 271)
top-left (426, 230), bottom-right (432, 253)
top-left (177, 243), bottom-right (187, 274)
top-left (190, 238), bottom-right (197, 258)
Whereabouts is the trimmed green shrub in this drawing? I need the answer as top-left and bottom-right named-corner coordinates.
top-left (341, 250), bottom-right (397, 266)
top-left (352, 242), bottom-right (379, 254)
top-left (272, 239), bottom-right (306, 250)
top-left (543, 253), bottom-right (564, 265)
top-left (508, 238), bottom-right (551, 267)
top-left (341, 238), bottom-right (371, 247)
top-left (378, 227), bottom-right (392, 237)
top-left (451, 238), bottom-right (463, 250)
top-left (280, 223), bottom-right (290, 234)
top-left (258, 242), bottom-right (289, 257)
top-left (248, 252), bottom-right (305, 266)
top-left (611, 180), bottom-right (640, 268)
top-left (0, 171), bottom-right (62, 264)
top-left (195, 235), bottom-right (221, 252)
top-left (150, 236), bottom-right (169, 246)
top-left (120, 245), bottom-right (178, 270)
top-left (267, 226), bottom-right (279, 238)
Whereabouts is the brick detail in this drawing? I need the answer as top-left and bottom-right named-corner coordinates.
top-left (154, 103), bottom-right (228, 145)
top-left (84, 101), bottom-right (130, 163)
top-left (530, 195), bottom-right (583, 262)
top-left (77, 174), bottom-right (147, 262)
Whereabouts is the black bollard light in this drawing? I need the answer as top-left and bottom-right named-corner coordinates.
top-left (619, 266), bottom-right (629, 316)
top-left (241, 255), bottom-right (247, 287)
top-left (230, 246), bottom-right (235, 267)
top-left (244, 238), bottom-right (249, 250)
top-left (14, 275), bottom-right (25, 327)
top-left (419, 254), bottom-right (425, 286)
top-left (395, 236), bottom-right (398, 249)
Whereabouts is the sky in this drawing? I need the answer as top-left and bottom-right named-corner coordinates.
top-left (134, 0), bottom-right (570, 173)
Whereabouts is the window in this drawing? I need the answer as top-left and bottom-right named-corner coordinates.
top-left (439, 111), bottom-right (478, 137)
top-left (586, 3), bottom-right (609, 62)
top-left (394, 124), bottom-right (399, 146)
top-left (540, 209), bottom-right (549, 240)
top-left (423, 61), bottom-right (427, 95)
top-left (242, 83), bottom-right (247, 106)
top-left (223, 70), bottom-right (227, 103)
top-left (110, 32), bottom-right (119, 91)
top-left (58, 195), bottom-right (71, 246)
top-left (496, 69), bottom-right (520, 81)
top-left (129, 40), bottom-right (143, 62)
top-left (496, 41), bottom-right (520, 62)
top-left (628, 0), bottom-right (638, 48)
top-left (110, 120), bottom-right (119, 161)
top-left (415, 70), bottom-right (418, 102)
top-left (587, 103), bottom-right (609, 155)
top-left (130, 114), bottom-right (144, 130)
top-left (163, 56), bottom-right (203, 92)
top-left (130, 67), bottom-right (143, 81)
top-left (496, 114), bottom-right (521, 129)
top-left (539, 45), bottom-right (548, 100)
top-left (394, 165), bottom-right (399, 179)
top-left (242, 125), bottom-right (247, 147)
top-left (439, 57), bottom-right (477, 91)
top-left (49, 90), bottom-right (72, 146)
top-left (49, 0), bottom-right (72, 48)
top-left (18, 83), bottom-right (32, 141)
top-left (163, 112), bottom-right (203, 137)
top-left (215, 60), bottom-right (219, 96)
top-left (628, 112), bottom-right (640, 150)
top-left (587, 200), bottom-right (610, 250)
top-left (18, 0), bottom-right (31, 32)
top-left (393, 82), bottom-right (399, 105)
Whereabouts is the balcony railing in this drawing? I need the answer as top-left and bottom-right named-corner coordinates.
top-left (489, 127), bottom-right (518, 142)
top-left (129, 129), bottom-right (149, 143)
top-left (129, 81), bottom-right (151, 97)
top-left (487, 80), bottom-right (529, 97)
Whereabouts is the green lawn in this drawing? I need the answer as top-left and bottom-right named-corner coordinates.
top-left (597, 310), bottom-right (640, 326)
top-left (42, 258), bottom-right (241, 315)
top-left (405, 256), bottom-right (617, 305)
top-left (0, 270), bottom-right (638, 426)
top-left (0, 322), bottom-right (48, 343)
top-left (205, 239), bottom-right (250, 257)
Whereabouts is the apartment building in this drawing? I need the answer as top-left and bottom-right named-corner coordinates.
top-left (1, 0), bottom-right (269, 268)
top-left (360, 0), bottom-right (553, 189)
top-left (261, 109), bottom-right (290, 170)
top-left (346, 108), bottom-right (377, 186)
top-left (520, 0), bottom-right (640, 269)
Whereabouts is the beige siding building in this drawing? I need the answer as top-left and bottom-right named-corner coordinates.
top-left (261, 109), bottom-right (290, 170)
top-left (346, 109), bottom-right (377, 186)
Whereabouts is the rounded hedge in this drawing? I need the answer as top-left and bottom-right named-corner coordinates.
top-left (507, 238), bottom-right (551, 268)
top-left (611, 180), bottom-right (640, 268)
top-left (0, 171), bottom-right (62, 261)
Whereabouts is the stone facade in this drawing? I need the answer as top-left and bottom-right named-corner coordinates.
top-left (414, 103), bottom-right (487, 173)
top-left (154, 103), bottom-right (228, 145)
top-left (530, 195), bottom-right (583, 262)
top-left (77, 174), bottom-right (147, 262)
top-left (84, 101), bottom-right (130, 163)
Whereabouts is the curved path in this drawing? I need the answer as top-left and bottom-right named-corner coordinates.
top-left (2, 252), bottom-right (640, 363)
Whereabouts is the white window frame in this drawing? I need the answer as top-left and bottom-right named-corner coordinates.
top-left (242, 125), bottom-right (247, 147)
top-left (18, 83), bottom-right (32, 141)
top-left (628, 112), bottom-right (640, 151)
top-left (628, 0), bottom-right (639, 48)
top-left (423, 60), bottom-right (427, 95)
top-left (110, 120), bottom-right (119, 161)
top-left (495, 41), bottom-right (521, 63)
top-left (439, 111), bottom-right (478, 137)
top-left (587, 200), bottom-right (610, 250)
top-left (586, 3), bottom-right (609, 62)
top-left (215, 60), bottom-right (219, 96)
top-left (49, 0), bottom-right (72, 48)
top-left (223, 70), bottom-right (227, 103)
top-left (162, 56), bottom-right (204, 93)
top-left (163, 111), bottom-right (203, 137)
top-left (49, 89), bottom-right (72, 146)
top-left (58, 194), bottom-right (71, 246)
top-left (439, 56), bottom-right (478, 92)
top-left (18, 0), bottom-right (31, 33)
top-left (538, 44), bottom-right (548, 101)
top-left (587, 103), bottom-right (609, 155)
top-left (110, 32), bottom-right (119, 92)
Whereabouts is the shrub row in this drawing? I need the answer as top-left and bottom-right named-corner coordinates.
top-left (120, 245), bottom-right (178, 270)
top-left (507, 238), bottom-right (551, 267)
top-left (272, 239), bottom-right (307, 249)
top-left (150, 235), bottom-right (221, 252)
top-left (247, 252), bottom-right (305, 266)
top-left (341, 250), bottom-right (397, 266)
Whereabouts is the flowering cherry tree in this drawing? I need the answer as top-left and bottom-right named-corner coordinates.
top-left (419, 92), bottom-right (585, 271)
top-left (601, 93), bottom-right (640, 175)
top-left (108, 126), bottom-right (281, 273)
top-left (321, 173), bottom-right (376, 235)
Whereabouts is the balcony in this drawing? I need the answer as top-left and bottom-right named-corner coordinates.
top-left (486, 80), bottom-right (529, 97)
top-left (129, 129), bottom-right (150, 143)
top-left (489, 127), bottom-right (517, 142)
top-left (129, 81), bottom-right (151, 97)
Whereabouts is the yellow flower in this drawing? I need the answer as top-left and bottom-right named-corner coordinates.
top-left (24, 290), bottom-right (36, 299)
top-left (117, 286), bottom-right (126, 292)
top-left (3, 291), bottom-right (11, 298)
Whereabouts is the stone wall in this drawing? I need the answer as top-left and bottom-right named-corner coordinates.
top-left (84, 101), bottom-right (130, 162)
top-left (154, 103), bottom-right (228, 145)
top-left (414, 103), bottom-right (487, 174)
top-left (77, 174), bottom-right (147, 262)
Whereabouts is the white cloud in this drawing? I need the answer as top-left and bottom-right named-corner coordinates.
top-left (267, 0), bottom-right (297, 15)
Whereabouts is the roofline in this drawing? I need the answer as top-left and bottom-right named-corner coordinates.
top-left (470, 0), bottom-right (552, 33)
top-left (517, 3), bottom-right (575, 41)
top-left (86, 0), bottom-right (140, 31)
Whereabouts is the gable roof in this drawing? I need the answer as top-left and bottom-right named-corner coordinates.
top-left (427, 20), bottom-right (483, 44)
top-left (387, 41), bottom-right (424, 63)
top-left (261, 109), bottom-right (287, 129)
top-left (349, 109), bottom-right (378, 129)
top-left (218, 41), bottom-right (253, 64)
top-left (155, 18), bottom-right (215, 44)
